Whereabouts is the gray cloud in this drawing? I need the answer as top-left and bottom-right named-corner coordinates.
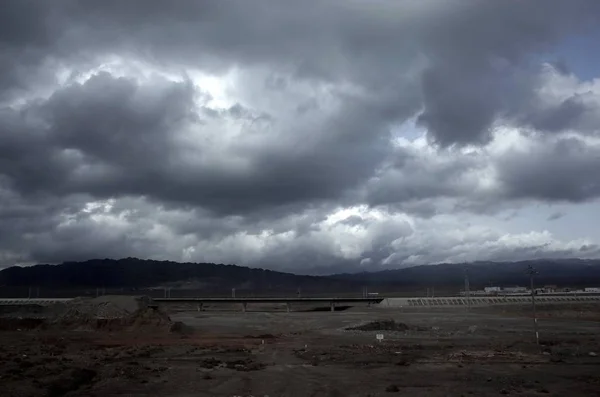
top-left (497, 136), bottom-right (600, 202)
top-left (0, 71), bottom-right (401, 216)
top-left (524, 94), bottom-right (592, 133)
top-left (548, 212), bottom-right (565, 221)
top-left (3, 1), bottom-right (599, 139)
top-left (1, 1), bottom-right (600, 270)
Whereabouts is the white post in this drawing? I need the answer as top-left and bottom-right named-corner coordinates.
top-left (464, 269), bottom-right (471, 312)
top-left (527, 265), bottom-right (540, 345)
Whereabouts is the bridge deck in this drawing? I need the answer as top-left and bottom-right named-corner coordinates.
top-left (153, 297), bottom-right (383, 303)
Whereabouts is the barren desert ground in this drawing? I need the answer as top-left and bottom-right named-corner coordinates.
top-left (1, 300), bottom-right (599, 397)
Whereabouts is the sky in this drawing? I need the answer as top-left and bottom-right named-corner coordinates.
top-left (2, 1), bottom-right (600, 274)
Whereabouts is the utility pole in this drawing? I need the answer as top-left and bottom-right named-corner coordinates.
top-left (232, 288), bottom-right (236, 298)
top-left (527, 265), bottom-right (540, 345)
top-left (464, 268), bottom-right (471, 311)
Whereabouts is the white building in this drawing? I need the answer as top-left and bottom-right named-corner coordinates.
top-left (484, 286), bottom-right (501, 293)
top-left (502, 286), bottom-right (528, 294)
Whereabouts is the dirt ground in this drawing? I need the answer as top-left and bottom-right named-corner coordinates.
top-left (1, 301), bottom-right (599, 397)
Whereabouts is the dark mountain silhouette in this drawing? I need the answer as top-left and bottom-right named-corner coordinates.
top-left (1, 258), bottom-right (600, 293)
top-left (334, 259), bottom-right (600, 288)
top-left (0, 258), bottom-right (354, 291)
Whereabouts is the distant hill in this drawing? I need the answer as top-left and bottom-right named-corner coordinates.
top-left (0, 258), bottom-right (354, 292)
top-left (333, 259), bottom-right (600, 288)
top-left (1, 257), bottom-right (600, 293)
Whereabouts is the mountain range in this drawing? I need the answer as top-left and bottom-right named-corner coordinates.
top-left (1, 258), bottom-right (600, 295)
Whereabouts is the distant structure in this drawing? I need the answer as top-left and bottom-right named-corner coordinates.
top-left (484, 286), bottom-right (501, 294)
top-left (462, 284), bottom-right (600, 296)
top-left (502, 286), bottom-right (528, 294)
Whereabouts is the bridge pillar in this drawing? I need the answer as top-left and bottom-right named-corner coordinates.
top-left (330, 301), bottom-right (335, 312)
top-left (286, 302), bottom-right (291, 313)
top-left (242, 302), bottom-right (247, 313)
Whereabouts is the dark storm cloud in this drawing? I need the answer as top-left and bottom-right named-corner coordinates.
top-left (0, 70), bottom-right (403, 216)
top-left (365, 147), bottom-right (482, 207)
top-left (525, 94), bottom-right (591, 133)
top-left (517, 87), bottom-right (600, 135)
top-left (3, 1), bottom-right (600, 141)
top-left (1, 0), bottom-right (600, 268)
top-left (0, 1), bottom-right (62, 100)
top-left (0, 72), bottom-right (195, 198)
top-left (415, 0), bottom-right (600, 145)
top-left (497, 137), bottom-right (600, 202)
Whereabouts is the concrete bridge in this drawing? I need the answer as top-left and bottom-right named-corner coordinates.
top-left (153, 297), bottom-right (384, 312)
top-left (1, 295), bottom-right (598, 311)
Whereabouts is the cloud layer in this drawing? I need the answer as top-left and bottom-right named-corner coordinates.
top-left (2, 1), bottom-right (600, 272)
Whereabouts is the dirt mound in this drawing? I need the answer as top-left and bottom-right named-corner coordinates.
top-left (346, 319), bottom-right (423, 332)
top-left (53, 295), bottom-right (174, 332)
top-left (58, 295), bottom-right (150, 321)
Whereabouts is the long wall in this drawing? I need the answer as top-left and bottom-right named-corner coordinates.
top-left (381, 295), bottom-right (600, 307)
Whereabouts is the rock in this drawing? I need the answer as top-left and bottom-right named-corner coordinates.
top-left (385, 384), bottom-right (400, 392)
top-left (588, 352), bottom-right (597, 357)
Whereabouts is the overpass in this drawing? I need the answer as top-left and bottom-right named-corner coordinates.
top-left (0, 297), bottom-right (383, 312)
top-left (1, 295), bottom-right (598, 311)
top-left (153, 297), bottom-right (384, 312)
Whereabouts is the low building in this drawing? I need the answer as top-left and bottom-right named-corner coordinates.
top-left (503, 286), bottom-right (527, 294)
top-left (484, 286), bottom-right (501, 293)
